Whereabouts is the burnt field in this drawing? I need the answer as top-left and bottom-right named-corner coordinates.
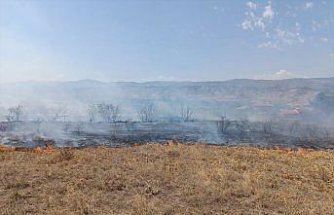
top-left (1, 120), bottom-right (334, 149)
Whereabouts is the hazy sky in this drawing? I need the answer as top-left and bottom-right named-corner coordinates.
top-left (0, 0), bottom-right (333, 82)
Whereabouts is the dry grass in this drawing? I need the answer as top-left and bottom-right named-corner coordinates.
top-left (0, 143), bottom-right (333, 215)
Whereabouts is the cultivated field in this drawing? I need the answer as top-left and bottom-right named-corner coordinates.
top-left (0, 143), bottom-right (333, 214)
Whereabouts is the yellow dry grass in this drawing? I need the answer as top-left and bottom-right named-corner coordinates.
top-left (0, 143), bottom-right (333, 214)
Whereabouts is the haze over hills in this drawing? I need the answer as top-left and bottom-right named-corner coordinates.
top-left (0, 77), bottom-right (333, 124)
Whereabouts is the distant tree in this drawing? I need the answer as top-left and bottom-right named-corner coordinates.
top-left (323, 128), bottom-right (331, 140)
top-left (6, 105), bottom-right (23, 122)
top-left (305, 124), bottom-right (321, 139)
top-left (63, 122), bottom-right (72, 133)
top-left (88, 104), bottom-right (98, 123)
top-left (180, 105), bottom-right (193, 122)
top-left (97, 103), bottom-right (120, 123)
top-left (138, 103), bottom-right (154, 122)
top-left (235, 119), bottom-right (250, 139)
top-left (289, 121), bottom-right (301, 137)
top-left (35, 117), bottom-right (43, 134)
top-left (0, 122), bottom-right (8, 132)
top-left (262, 120), bottom-right (274, 134)
top-left (217, 113), bottom-right (231, 136)
top-left (51, 105), bottom-right (68, 122)
top-left (74, 122), bottom-right (84, 136)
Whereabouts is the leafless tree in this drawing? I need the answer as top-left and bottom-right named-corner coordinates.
top-left (235, 119), bottom-right (251, 139)
top-left (51, 105), bottom-right (68, 122)
top-left (180, 105), bottom-right (193, 122)
top-left (6, 105), bottom-right (23, 122)
top-left (35, 117), bottom-right (43, 134)
top-left (323, 128), bottom-right (331, 140)
top-left (138, 103), bottom-right (154, 122)
top-left (217, 113), bottom-right (231, 136)
top-left (0, 122), bottom-right (8, 132)
top-left (63, 122), bottom-right (72, 133)
top-left (305, 124), bottom-right (321, 139)
top-left (74, 122), bottom-right (84, 136)
top-left (97, 103), bottom-right (120, 123)
top-left (262, 120), bottom-right (274, 134)
top-left (5, 115), bottom-right (14, 123)
top-left (88, 104), bottom-right (98, 123)
top-left (289, 121), bottom-right (301, 137)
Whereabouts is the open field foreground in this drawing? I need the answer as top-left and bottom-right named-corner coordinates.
top-left (0, 143), bottom-right (334, 215)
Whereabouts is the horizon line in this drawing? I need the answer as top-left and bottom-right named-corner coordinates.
top-left (0, 76), bottom-right (334, 85)
top-left (1, 76), bottom-right (334, 84)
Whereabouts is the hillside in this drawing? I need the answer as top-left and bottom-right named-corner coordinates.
top-left (0, 78), bottom-right (334, 122)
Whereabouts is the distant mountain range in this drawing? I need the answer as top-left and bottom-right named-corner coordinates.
top-left (0, 78), bottom-right (333, 123)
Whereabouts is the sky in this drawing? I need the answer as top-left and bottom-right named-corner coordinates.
top-left (0, 0), bottom-right (333, 83)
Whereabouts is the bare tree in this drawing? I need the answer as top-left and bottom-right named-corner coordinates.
top-left (262, 120), bottom-right (274, 134)
top-left (217, 113), bottom-right (231, 136)
top-left (138, 103), bottom-right (154, 122)
top-left (0, 122), bottom-right (8, 132)
top-left (63, 122), bottom-right (72, 133)
top-left (97, 103), bottom-right (120, 123)
top-left (305, 124), bottom-right (321, 139)
top-left (289, 121), bottom-right (301, 137)
top-left (74, 122), bottom-right (84, 136)
top-left (323, 128), bottom-right (331, 140)
top-left (180, 105), bottom-right (193, 122)
top-left (5, 114), bottom-right (14, 122)
top-left (88, 104), bottom-right (98, 123)
top-left (111, 106), bottom-right (120, 123)
top-left (235, 119), bottom-right (251, 139)
top-left (6, 105), bottom-right (23, 122)
top-left (51, 105), bottom-right (68, 122)
top-left (35, 117), bottom-right (43, 134)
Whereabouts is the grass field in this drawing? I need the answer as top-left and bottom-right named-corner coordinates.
top-left (0, 143), bottom-right (333, 214)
